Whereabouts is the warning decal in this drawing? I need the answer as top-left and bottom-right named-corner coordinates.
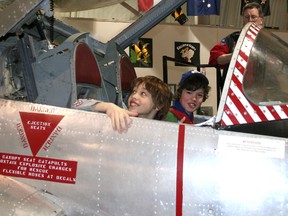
top-left (19, 112), bottom-right (64, 156)
top-left (0, 153), bottom-right (77, 184)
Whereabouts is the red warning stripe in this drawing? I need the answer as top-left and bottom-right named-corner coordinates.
top-left (234, 61), bottom-right (246, 78)
top-left (229, 90), bottom-right (254, 124)
top-left (250, 103), bottom-right (269, 122)
top-left (223, 103), bottom-right (240, 125)
top-left (238, 50), bottom-right (249, 64)
top-left (176, 124), bottom-right (185, 216)
top-left (245, 32), bottom-right (256, 42)
top-left (280, 105), bottom-right (288, 116)
top-left (228, 75), bottom-right (270, 123)
top-left (266, 106), bottom-right (281, 120)
top-left (250, 25), bottom-right (261, 34)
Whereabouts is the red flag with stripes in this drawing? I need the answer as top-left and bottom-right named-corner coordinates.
top-left (138, 0), bottom-right (160, 12)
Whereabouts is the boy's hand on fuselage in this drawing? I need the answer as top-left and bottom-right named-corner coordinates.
top-left (105, 104), bottom-right (138, 133)
top-left (92, 102), bottom-right (138, 133)
top-left (180, 116), bottom-right (186, 123)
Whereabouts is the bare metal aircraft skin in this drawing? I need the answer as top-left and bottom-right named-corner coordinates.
top-left (1, 0), bottom-right (288, 216)
top-left (1, 98), bottom-right (287, 216)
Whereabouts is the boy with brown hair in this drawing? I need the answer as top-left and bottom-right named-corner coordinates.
top-left (74, 75), bottom-right (172, 132)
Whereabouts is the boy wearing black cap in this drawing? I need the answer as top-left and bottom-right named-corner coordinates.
top-left (164, 70), bottom-right (211, 124)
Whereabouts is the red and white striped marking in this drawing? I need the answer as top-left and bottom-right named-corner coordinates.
top-left (221, 24), bottom-right (288, 126)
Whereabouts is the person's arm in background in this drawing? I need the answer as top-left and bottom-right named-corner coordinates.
top-left (209, 31), bottom-right (240, 66)
top-left (73, 99), bottom-right (138, 133)
top-left (209, 39), bottom-right (230, 68)
top-left (215, 53), bottom-right (233, 65)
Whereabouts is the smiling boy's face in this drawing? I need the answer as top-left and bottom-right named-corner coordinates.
top-left (128, 83), bottom-right (158, 119)
top-left (179, 88), bottom-right (205, 115)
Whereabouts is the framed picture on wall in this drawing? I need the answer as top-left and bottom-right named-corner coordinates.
top-left (168, 84), bottom-right (176, 96)
top-left (174, 42), bottom-right (200, 67)
top-left (129, 38), bottom-right (153, 68)
top-left (168, 84), bottom-right (176, 105)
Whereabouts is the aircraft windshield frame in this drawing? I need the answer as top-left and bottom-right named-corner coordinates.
top-left (243, 30), bottom-right (288, 106)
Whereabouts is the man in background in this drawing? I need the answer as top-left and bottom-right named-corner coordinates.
top-left (208, 2), bottom-right (264, 89)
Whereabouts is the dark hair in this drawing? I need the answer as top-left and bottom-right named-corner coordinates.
top-left (175, 74), bottom-right (210, 102)
top-left (131, 76), bottom-right (172, 119)
top-left (242, 2), bottom-right (264, 18)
